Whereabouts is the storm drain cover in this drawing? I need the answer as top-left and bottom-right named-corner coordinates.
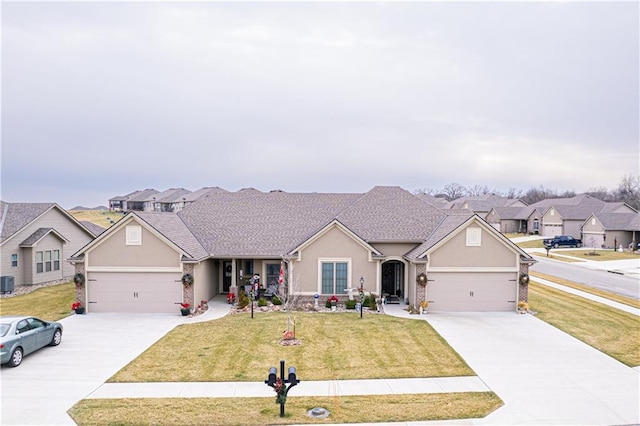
top-left (307, 407), bottom-right (330, 419)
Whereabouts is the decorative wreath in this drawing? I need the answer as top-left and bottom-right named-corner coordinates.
top-left (519, 272), bottom-right (530, 286)
top-left (416, 272), bottom-right (427, 286)
top-left (181, 273), bottom-right (194, 287)
top-left (73, 272), bottom-right (85, 287)
top-left (225, 265), bottom-right (232, 273)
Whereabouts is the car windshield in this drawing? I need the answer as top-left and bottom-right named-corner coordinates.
top-left (0, 323), bottom-right (10, 337)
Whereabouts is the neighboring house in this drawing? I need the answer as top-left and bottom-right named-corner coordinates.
top-left (149, 188), bottom-right (192, 212)
top-left (444, 194), bottom-right (527, 217)
top-left (485, 207), bottom-right (527, 233)
top-left (581, 213), bottom-right (640, 249)
top-left (171, 187), bottom-right (228, 212)
top-left (0, 202), bottom-right (97, 287)
top-left (70, 186), bottom-right (535, 314)
top-left (109, 189), bottom-right (159, 212)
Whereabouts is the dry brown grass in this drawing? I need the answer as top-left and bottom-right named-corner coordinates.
top-left (68, 210), bottom-right (124, 228)
top-left (0, 282), bottom-right (74, 320)
top-left (68, 393), bottom-right (503, 425)
top-left (551, 249), bottom-right (640, 261)
top-left (528, 282), bottom-right (640, 367)
top-left (530, 272), bottom-right (640, 309)
top-left (110, 312), bottom-right (474, 383)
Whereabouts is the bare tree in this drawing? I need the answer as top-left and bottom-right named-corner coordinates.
top-left (503, 187), bottom-right (524, 199)
top-left (615, 174), bottom-right (640, 210)
top-left (584, 187), bottom-right (612, 201)
top-left (414, 188), bottom-right (436, 195)
top-left (441, 182), bottom-right (466, 200)
top-left (466, 184), bottom-right (491, 197)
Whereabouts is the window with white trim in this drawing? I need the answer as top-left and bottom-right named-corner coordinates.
top-left (35, 250), bottom-right (60, 273)
top-left (11, 254), bottom-right (18, 267)
top-left (321, 261), bottom-right (348, 295)
top-left (126, 226), bottom-right (142, 245)
top-left (466, 228), bottom-right (482, 247)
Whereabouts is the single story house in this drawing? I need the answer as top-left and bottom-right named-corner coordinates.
top-left (70, 187), bottom-right (535, 314)
top-left (0, 202), bottom-right (97, 288)
top-left (581, 213), bottom-right (640, 249)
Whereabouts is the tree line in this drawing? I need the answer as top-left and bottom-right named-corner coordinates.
top-left (415, 174), bottom-right (640, 210)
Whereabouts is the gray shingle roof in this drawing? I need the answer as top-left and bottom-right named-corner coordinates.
top-left (592, 213), bottom-right (640, 231)
top-left (134, 212), bottom-right (210, 260)
top-left (127, 189), bottom-right (159, 202)
top-left (488, 207), bottom-right (524, 220)
top-left (19, 228), bottom-right (68, 246)
top-left (0, 202), bottom-right (56, 244)
top-left (152, 188), bottom-right (192, 203)
top-left (182, 187), bottom-right (228, 202)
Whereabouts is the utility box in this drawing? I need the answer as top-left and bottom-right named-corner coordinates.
top-left (1, 276), bottom-right (15, 294)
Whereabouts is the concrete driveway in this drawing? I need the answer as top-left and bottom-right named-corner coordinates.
top-left (385, 307), bottom-right (640, 425)
top-left (0, 313), bottom-right (182, 425)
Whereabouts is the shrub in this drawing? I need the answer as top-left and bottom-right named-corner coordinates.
top-left (368, 293), bottom-right (378, 309)
top-left (345, 299), bottom-right (357, 309)
top-left (257, 297), bottom-right (268, 307)
top-left (237, 290), bottom-right (249, 309)
top-left (271, 295), bottom-right (282, 305)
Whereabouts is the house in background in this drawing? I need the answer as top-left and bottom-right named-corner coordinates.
top-left (171, 187), bottom-right (228, 212)
top-left (581, 212), bottom-right (640, 249)
top-left (485, 207), bottom-right (528, 233)
top-left (0, 202), bottom-right (97, 288)
top-left (149, 188), bottom-right (192, 212)
top-left (71, 186), bottom-right (535, 314)
top-left (444, 194), bottom-right (527, 217)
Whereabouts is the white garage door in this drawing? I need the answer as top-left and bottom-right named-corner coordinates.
top-left (543, 225), bottom-right (562, 238)
top-left (88, 272), bottom-right (183, 313)
top-left (426, 272), bottom-right (517, 312)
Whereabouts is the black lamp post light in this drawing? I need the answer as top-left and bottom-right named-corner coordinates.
top-left (265, 360), bottom-right (300, 417)
top-left (359, 276), bottom-right (365, 318)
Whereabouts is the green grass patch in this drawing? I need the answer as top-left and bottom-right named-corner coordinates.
top-left (528, 282), bottom-right (640, 367)
top-left (110, 312), bottom-right (474, 383)
top-left (68, 393), bottom-right (503, 425)
top-left (0, 282), bottom-right (75, 320)
top-left (514, 239), bottom-right (545, 249)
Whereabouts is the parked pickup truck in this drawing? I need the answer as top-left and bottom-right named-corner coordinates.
top-left (543, 235), bottom-right (582, 248)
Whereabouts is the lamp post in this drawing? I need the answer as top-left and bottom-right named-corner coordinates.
top-left (359, 276), bottom-right (364, 319)
top-left (265, 360), bottom-right (300, 417)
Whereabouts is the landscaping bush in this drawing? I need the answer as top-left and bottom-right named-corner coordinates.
top-left (257, 297), bottom-right (267, 307)
top-left (271, 295), bottom-right (282, 305)
top-left (345, 299), bottom-right (357, 309)
top-left (237, 291), bottom-right (249, 309)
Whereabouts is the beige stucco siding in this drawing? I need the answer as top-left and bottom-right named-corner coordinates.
top-left (193, 260), bottom-right (219, 303)
top-left (429, 225), bottom-right (516, 268)
top-left (370, 243), bottom-right (418, 258)
top-left (564, 220), bottom-right (583, 239)
top-left (543, 208), bottom-right (562, 225)
top-left (87, 220), bottom-right (181, 269)
top-left (294, 226), bottom-right (377, 294)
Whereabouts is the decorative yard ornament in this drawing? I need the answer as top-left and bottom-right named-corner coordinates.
top-left (416, 273), bottom-right (427, 286)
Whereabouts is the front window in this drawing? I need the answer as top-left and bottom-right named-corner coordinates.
top-left (44, 251), bottom-right (52, 272)
top-left (321, 261), bottom-right (348, 295)
top-left (53, 250), bottom-right (60, 271)
top-left (36, 251), bottom-right (44, 273)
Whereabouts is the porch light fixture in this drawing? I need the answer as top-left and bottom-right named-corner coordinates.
top-left (416, 273), bottom-right (427, 286)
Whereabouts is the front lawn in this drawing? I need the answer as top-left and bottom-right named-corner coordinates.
top-left (547, 249), bottom-right (640, 261)
top-left (69, 393), bottom-right (503, 425)
top-left (110, 312), bottom-right (474, 382)
top-left (0, 282), bottom-right (74, 320)
top-left (528, 282), bottom-right (640, 367)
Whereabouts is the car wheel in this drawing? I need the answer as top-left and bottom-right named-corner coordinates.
top-left (576, 243), bottom-right (582, 248)
top-left (50, 328), bottom-right (62, 346)
top-left (554, 243), bottom-right (559, 248)
top-left (8, 347), bottom-right (23, 367)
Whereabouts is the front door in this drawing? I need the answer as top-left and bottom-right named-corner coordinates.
top-left (223, 261), bottom-right (232, 292)
top-left (382, 261), bottom-right (404, 298)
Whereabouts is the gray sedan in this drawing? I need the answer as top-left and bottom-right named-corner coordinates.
top-left (0, 316), bottom-right (63, 367)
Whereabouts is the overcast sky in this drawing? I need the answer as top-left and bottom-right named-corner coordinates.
top-left (2, 1), bottom-right (638, 209)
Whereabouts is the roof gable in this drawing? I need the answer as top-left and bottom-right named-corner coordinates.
top-left (290, 219), bottom-right (382, 257)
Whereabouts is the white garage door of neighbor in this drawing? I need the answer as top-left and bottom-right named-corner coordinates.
top-left (88, 272), bottom-right (183, 313)
top-left (427, 272), bottom-right (517, 312)
top-left (543, 225), bottom-right (562, 237)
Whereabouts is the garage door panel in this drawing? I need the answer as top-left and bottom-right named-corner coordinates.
top-left (427, 272), bottom-right (517, 312)
top-left (88, 272), bottom-right (183, 313)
